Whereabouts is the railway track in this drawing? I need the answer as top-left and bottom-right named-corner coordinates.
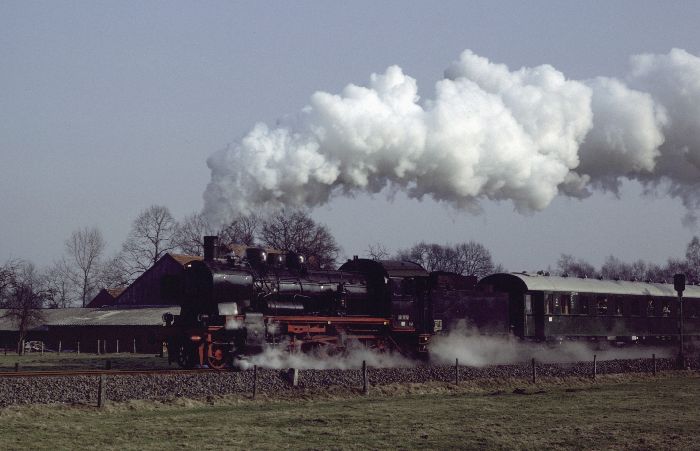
top-left (0, 368), bottom-right (209, 378)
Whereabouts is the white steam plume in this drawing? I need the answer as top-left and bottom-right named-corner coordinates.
top-left (236, 341), bottom-right (413, 370)
top-left (428, 324), bottom-right (673, 366)
top-left (204, 49), bottom-right (700, 224)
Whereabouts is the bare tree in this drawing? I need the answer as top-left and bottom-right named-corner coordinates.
top-left (259, 210), bottom-right (339, 268)
top-left (97, 253), bottom-right (133, 289)
top-left (119, 205), bottom-right (177, 279)
top-left (454, 242), bottom-right (495, 278)
top-left (396, 242), bottom-right (453, 272)
top-left (42, 260), bottom-right (75, 308)
top-left (173, 212), bottom-right (217, 256)
top-left (396, 241), bottom-right (495, 278)
top-left (64, 227), bottom-right (105, 307)
top-left (365, 243), bottom-right (390, 261)
top-left (685, 236), bottom-right (700, 282)
top-left (0, 260), bottom-right (47, 354)
top-left (219, 213), bottom-right (260, 247)
top-left (556, 254), bottom-right (597, 278)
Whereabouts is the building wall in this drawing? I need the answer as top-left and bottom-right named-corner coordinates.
top-left (116, 256), bottom-right (186, 306)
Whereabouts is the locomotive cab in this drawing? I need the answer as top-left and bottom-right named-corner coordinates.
top-left (339, 259), bottom-right (429, 333)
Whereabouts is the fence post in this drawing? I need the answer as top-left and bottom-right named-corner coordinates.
top-left (41, 342), bottom-right (44, 355)
top-left (97, 339), bottom-right (100, 355)
top-left (362, 360), bottom-right (369, 395)
top-left (531, 358), bottom-right (536, 384)
top-left (455, 358), bottom-right (460, 385)
top-left (14, 362), bottom-right (19, 372)
top-left (288, 368), bottom-right (299, 387)
top-left (116, 339), bottom-right (119, 354)
top-left (252, 365), bottom-right (258, 399)
top-left (97, 374), bottom-right (107, 408)
top-left (133, 338), bottom-right (136, 354)
top-left (77, 341), bottom-right (80, 354)
top-left (593, 354), bottom-right (597, 380)
top-left (58, 340), bottom-right (62, 354)
top-left (653, 353), bottom-right (657, 376)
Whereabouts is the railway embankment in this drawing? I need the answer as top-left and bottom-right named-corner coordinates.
top-left (0, 357), bottom-right (697, 407)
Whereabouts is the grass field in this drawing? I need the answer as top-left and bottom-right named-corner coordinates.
top-left (0, 373), bottom-right (698, 450)
top-left (0, 352), bottom-right (172, 371)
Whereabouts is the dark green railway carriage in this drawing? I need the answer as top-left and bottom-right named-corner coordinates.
top-left (478, 272), bottom-right (700, 344)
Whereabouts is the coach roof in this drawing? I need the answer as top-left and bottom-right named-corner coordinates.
top-left (479, 272), bottom-right (700, 298)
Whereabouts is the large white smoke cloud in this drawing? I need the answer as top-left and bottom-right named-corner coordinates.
top-left (204, 48), bottom-right (700, 224)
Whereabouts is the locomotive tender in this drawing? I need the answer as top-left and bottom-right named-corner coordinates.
top-left (165, 236), bottom-right (700, 369)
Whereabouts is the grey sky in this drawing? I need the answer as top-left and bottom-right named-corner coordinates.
top-left (1, 1), bottom-right (699, 271)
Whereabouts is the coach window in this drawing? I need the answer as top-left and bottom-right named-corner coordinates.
top-left (561, 294), bottom-right (571, 315)
top-left (524, 295), bottom-right (532, 314)
top-left (571, 292), bottom-right (580, 314)
top-left (578, 294), bottom-right (590, 315)
top-left (631, 298), bottom-right (641, 316)
top-left (613, 297), bottom-right (624, 315)
top-left (553, 294), bottom-right (561, 314)
top-left (646, 298), bottom-right (655, 317)
top-left (597, 297), bottom-right (608, 315)
top-left (662, 300), bottom-right (671, 317)
top-left (545, 293), bottom-right (554, 314)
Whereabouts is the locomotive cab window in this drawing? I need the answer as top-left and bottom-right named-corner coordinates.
top-left (390, 277), bottom-right (415, 299)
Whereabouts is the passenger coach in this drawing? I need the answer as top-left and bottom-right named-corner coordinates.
top-left (478, 272), bottom-right (700, 345)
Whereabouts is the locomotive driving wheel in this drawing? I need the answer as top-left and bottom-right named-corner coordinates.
top-left (207, 343), bottom-right (229, 370)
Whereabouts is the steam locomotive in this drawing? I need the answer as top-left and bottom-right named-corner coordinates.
top-left (164, 236), bottom-right (507, 369)
top-left (165, 236), bottom-right (700, 369)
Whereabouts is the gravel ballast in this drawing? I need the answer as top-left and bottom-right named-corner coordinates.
top-left (0, 357), bottom-right (696, 407)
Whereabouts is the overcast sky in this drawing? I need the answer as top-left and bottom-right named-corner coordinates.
top-left (2, 1), bottom-right (699, 271)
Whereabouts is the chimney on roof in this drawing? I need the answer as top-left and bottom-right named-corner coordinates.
top-left (203, 236), bottom-right (219, 261)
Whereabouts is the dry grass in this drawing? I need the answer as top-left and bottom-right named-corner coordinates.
top-left (0, 372), bottom-right (698, 450)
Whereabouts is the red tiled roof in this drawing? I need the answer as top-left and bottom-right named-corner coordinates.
top-left (105, 288), bottom-right (125, 298)
top-left (169, 254), bottom-right (203, 266)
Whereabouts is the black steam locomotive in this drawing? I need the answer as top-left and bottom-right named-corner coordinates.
top-left (165, 236), bottom-right (700, 369)
top-left (165, 236), bottom-right (506, 368)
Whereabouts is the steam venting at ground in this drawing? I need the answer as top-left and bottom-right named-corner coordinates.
top-left (233, 329), bottom-right (670, 370)
top-left (428, 324), bottom-right (672, 367)
top-left (204, 48), bottom-right (700, 224)
top-left (236, 340), bottom-right (414, 370)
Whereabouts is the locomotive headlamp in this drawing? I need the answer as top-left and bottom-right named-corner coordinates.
top-left (190, 335), bottom-right (202, 343)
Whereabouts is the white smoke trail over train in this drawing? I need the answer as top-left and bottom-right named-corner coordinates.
top-left (204, 49), bottom-right (700, 224)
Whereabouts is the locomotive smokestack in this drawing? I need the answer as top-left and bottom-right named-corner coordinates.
top-left (203, 235), bottom-right (219, 261)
